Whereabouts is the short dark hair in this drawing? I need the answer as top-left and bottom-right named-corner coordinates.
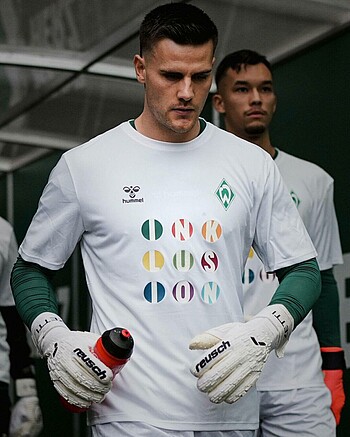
top-left (139, 2), bottom-right (218, 56)
top-left (215, 49), bottom-right (272, 88)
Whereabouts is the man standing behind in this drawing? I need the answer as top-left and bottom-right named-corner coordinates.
top-left (213, 49), bottom-right (345, 436)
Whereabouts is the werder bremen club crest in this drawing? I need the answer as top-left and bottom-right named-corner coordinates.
top-left (215, 179), bottom-right (235, 210)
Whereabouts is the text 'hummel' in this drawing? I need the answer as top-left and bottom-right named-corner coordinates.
top-left (195, 340), bottom-right (231, 373)
top-left (73, 348), bottom-right (107, 380)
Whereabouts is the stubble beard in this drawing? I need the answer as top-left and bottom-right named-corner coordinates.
top-left (245, 124), bottom-right (266, 136)
top-left (160, 111), bottom-right (197, 136)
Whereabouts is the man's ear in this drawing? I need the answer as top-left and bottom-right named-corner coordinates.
top-left (212, 93), bottom-right (225, 114)
top-left (134, 54), bottom-right (146, 84)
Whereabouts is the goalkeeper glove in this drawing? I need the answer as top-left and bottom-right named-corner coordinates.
top-left (31, 312), bottom-right (113, 410)
top-left (189, 304), bottom-right (294, 403)
top-left (321, 346), bottom-right (346, 425)
top-left (9, 375), bottom-right (43, 437)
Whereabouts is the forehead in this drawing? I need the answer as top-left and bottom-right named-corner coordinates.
top-left (225, 63), bottom-right (273, 85)
top-left (146, 38), bottom-right (214, 71)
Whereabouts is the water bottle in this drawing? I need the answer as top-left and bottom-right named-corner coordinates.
top-left (60, 327), bottom-right (134, 413)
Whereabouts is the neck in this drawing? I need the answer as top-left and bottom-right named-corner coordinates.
top-left (229, 127), bottom-right (276, 158)
top-left (254, 135), bottom-right (276, 158)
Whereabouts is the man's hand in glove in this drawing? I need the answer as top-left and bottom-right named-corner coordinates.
top-left (31, 312), bottom-right (113, 410)
top-left (189, 304), bottom-right (294, 404)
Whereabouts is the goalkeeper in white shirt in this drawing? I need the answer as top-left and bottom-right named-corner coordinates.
top-left (213, 49), bottom-right (345, 436)
top-left (10, 3), bottom-right (323, 436)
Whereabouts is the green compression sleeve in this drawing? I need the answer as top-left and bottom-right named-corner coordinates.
top-left (10, 256), bottom-right (58, 329)
top-left (270, 258), bottom-right (321, 327)
top-left (312, 268), bottom-right (341, 347)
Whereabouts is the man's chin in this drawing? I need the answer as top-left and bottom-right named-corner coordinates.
top-left (170, 120), bottom-right (196, 135)
top-left (245, 125), bottom-right (266, 135)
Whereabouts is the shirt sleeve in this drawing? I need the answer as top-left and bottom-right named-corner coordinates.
top-left (253, 157), bottom-right (317, 272)
top-left (306, 180), bottom-right (343, 270)
top-left (19, 156), bottom-right (85, 270)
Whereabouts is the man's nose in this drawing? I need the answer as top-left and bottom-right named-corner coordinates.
top-left (250, 88), bottom-right (262, 104)
top-left (178, 78), bottom-right (194, 101)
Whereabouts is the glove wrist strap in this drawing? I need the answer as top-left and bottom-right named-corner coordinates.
top-left (254, 304), bottom-right (294, 357)
top-left (31, 312), bottom-right (69, 356)
top-left (321, 347), bottom-right (346, 371)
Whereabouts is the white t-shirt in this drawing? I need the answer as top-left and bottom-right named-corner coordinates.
top-left (243, 149), bottom-right (343, 391)
top-left (19, 122), bottom-right (316, 431)
top-left (0, 217), bottom-right (18, 384)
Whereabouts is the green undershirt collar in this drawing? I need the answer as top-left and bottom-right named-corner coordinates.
top-left (129, 119), bottom-right (206, 136)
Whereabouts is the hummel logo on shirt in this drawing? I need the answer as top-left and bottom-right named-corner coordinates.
top-left (122, 185), bottom-right (144, 203)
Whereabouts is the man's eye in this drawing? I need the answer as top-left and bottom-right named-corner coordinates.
top-left (261, 86), bottom-right (273, 93)
top-left (235, 87), bottom-right (248, 93)
top-left (163, 73), bottom-right (181, 80)
top-left (193, 74), bottom-right (210, 82)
